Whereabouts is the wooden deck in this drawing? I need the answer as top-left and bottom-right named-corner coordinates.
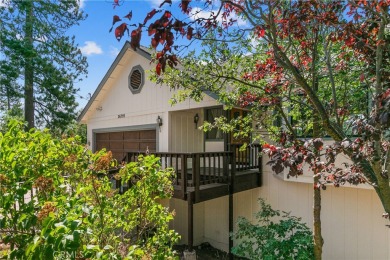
top-left (123, 144), bottom-right (262, 203)
top-left (172, 168), bottom-right (261, 203)
top-left (112, 144), bottom-right (262, 255)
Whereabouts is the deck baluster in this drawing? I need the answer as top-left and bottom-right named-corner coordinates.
top-left (208, 155), bottom-right (211, 184)
top-left (218, 154), bottom-right (221, 182)
top-left (123, 149), bottom-right (261, 202)
top-left (213, 154), bottom-right (216, 183)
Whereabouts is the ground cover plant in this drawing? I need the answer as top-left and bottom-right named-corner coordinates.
top-left (0, 120), bottom-right (179, 259)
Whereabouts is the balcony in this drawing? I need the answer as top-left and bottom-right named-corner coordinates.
top-left (113, 144), bottom-right (262, 203)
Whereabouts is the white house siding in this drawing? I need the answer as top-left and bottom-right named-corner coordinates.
top-left (188, 158), bottom-right (390, 260)
top-left (84, 48), bottom-right (218, 153)
top-left (205, 141), bottom-right (224, 152)
top-left (169, 109), bottom-right (203, 153)
top-left (169, 198), bottom-right (205, 246)
top-left (81, 46), bottom-right (390, 259)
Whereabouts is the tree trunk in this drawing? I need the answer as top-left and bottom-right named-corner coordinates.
top-left (376, 180), bottom-right (390, 215)
top-left (372, 160), bottom-right (390, 215)
top-left (312, 71), bottom-right (323, 259)
top-left (24, 2), bottom-right (34, 129)
top-left (313, 176), bottom-right (323, 260)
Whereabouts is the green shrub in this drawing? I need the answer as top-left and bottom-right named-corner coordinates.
top-left (232, 199), bottom-right (313, 260)
top-left (0, 120), bottom-right (179, 259)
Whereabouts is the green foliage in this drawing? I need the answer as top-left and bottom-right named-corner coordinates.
top-left (0, 106), bottom-right (23, 132)
top-left (232, 199), bottom-right (314, 260)
top-left (117, 155), bottom-right (179, 259)
top-left (0, 0), bottom-right (88, 129)
top-left (51, 120), bottom-right (88, 145)
top-left (0, 120), bottom-right (179, 259)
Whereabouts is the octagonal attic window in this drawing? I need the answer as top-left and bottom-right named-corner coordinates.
top-left (128, 65), bottom-right (144, 94)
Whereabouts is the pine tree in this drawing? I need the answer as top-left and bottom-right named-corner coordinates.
top-left (0, 0), bottom-right (87, 129)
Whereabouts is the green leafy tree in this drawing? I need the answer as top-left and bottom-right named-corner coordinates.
top-left (232, 199), bottom-right (314, 260)
top-left (0, 120), bottom-right (179, 259)
top-left (0, 104), bottom-right (23, 132)
top-left (0, 59), bottom-right (21, 112)
top-left (51, 120), bottom-right (87, 145)
top-left (0, 0), bottom-right (88, 129)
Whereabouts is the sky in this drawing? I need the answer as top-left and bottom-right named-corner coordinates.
top-left (72, 0), bottom-right (246, 110)
top-left (72, 0), bottom-right (167, 109)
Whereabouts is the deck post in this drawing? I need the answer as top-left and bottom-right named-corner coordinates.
top-left (229, 152), bottom-right (236, 260)
top-left (187, 191), bottom-right (194, 251)
top-left (194, 154), bottom-right (200, 203)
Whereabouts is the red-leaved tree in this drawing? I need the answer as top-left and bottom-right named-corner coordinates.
top-left (110, 1), bottom-right (389, 259)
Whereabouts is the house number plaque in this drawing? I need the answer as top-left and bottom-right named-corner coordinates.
top-left (118, 114), bottom-right (125, 118)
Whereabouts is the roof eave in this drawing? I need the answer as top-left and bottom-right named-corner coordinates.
top-left (77, 42), bottom-right (152, 123)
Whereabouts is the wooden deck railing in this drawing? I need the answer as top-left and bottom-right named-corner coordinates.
top-left (229, 144), bottom-right (262, 171)
top-left (123, 144), bottom-right (261, 200)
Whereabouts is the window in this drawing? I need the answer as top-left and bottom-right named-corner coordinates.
top-left (128, 65), bottom-right (144, 94)
top-left (205, 107), bottom-right (223, 140)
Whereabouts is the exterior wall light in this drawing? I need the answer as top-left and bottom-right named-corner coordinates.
top-left (157, 116), bottom-right (163, 130)
top-left (194, 113), bottom-right (199, 129)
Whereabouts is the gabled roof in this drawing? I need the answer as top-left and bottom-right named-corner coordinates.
top-left (78, 42), bottom-right (222, 124)
top-left (77, 42), bottom-right (152, 123)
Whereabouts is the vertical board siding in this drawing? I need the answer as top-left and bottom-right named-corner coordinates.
top-left (344, 188), bottom-right (358, 260)
top-left (203, 196), bottom-right (229, 252)
top-left (327, 187), bottom-right (345, 259)
top-left (170, 110), bottom-right (203, 153)
top-left (169, 198), bottom-right (188, 244)
top-left (190, 157), bottom-right (390, 259)
top-left (193, 202), bottom-right (205, 246)
top-left (371, 191), bottom-right (389, 260)
top-left (357, 189), bottom-right (373, 259)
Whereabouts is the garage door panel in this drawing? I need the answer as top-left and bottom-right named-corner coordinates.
top-left (140, 130), bottom-right (156, 139)
top-left (96, 133), bottom-right (109, 141)
top-left (96, 141), bottom-right (110, 151)
top-left (123, 141), bottom-right (140, 150)
top-left (124, 131), bottom-right (140, 140)
top-left (110, 141), bottom-right (123, 150)
top-left (95, 129), bottom-right (156, 161)
top-left (110, 132), bottom-right (123, 140)
top-left (140, 142), bottom-right (156, 152)
top-left (111, 151), bottom-right (125, 161)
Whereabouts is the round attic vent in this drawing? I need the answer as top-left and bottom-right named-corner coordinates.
top-left (128, 65), bottom-right (144, 94)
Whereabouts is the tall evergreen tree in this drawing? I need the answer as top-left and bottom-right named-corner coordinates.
top-left (0, 0), bottom-right (87, 129)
